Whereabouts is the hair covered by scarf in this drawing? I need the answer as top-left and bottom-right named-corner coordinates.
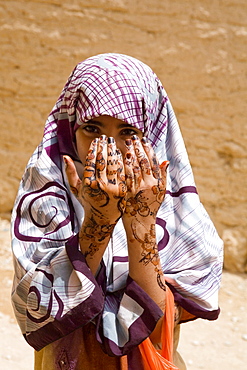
top-left (11, 53), bottom-right (223, 352)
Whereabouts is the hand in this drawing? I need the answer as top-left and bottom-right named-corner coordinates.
top-left (64, 135), bottom-right (127, 225)
top-left (122, 136), bottom-right (168, 303)
top-left (123, 136), bottom-right (169, 221)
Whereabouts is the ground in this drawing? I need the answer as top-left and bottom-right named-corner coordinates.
top-left (0, 219), bottom-right (246, 369)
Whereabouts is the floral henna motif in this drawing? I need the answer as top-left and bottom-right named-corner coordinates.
top-left (132, 222), bottom-right (158, 265)
top-left (125, 191), bottom-right (150, 217)
top-left (82, 213), bottom-right (116, 242)
top-left (151, 180), bottom-right (166, 204)
top-left (80, 213), bottom-right (116, 258)
top-left (132, 221), bottom-right (166, 291)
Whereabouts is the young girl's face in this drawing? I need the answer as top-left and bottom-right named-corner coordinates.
top-left (75, 115), bottom-right (143, 166)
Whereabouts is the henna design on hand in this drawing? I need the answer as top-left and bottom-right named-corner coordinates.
top-left (151, 179), bottom-right (166, 204)
top-left (125, 192), bottom-right (150, 217)
top-left (123, 136), bottom-right (168, 292)
top-left (131, 220), bottom-right (166, 291)
top-left (82, 213), bottom-right (115, 242)
top-left (80, 212), bottom-right (116, 258)
top-left (96, 152), bottom-right (106, 172)
top-left (83, 140), bottom-right (110, 207)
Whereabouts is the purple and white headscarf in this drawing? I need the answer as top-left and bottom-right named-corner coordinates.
top-left (11, 53), bottom-right (223, 353)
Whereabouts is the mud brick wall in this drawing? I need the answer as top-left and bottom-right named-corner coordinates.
top-left (0, 0), bottom-right (246, 271)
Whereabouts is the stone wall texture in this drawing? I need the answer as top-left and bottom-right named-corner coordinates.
top-left (0, 0), bottom-right (246, 272)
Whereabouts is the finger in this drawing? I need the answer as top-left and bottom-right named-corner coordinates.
top-left (159, 160), bottom-right (169, 179)
top-left (96, 135), bottom-right (107, 184)
top-left (116, 148), bottom-right (125, 180)
top-left (125, 138), bottom-right (141, 190)
top-left (131, 135), bottom-right (152, 180)
top-left (116, 149), bottom-right (127, 198)
top-left (84, 138), bottom-right (98, 188)
top-left (63, 155), bottom-right (82, 195)
top-left (106, 137), bottom-right (118, 185)
top-left (141, 137), bottom-right (160, 179)
top-left (124, 152), bottom-right (134, 192)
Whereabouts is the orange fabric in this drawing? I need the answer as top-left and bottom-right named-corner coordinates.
top-left (180, 308), bottom-right (196, 323)
top-left (138, 287), bottom-right (179, 370)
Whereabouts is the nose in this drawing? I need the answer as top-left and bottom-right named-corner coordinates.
top-left (114, 138), bottom-right (129, 158)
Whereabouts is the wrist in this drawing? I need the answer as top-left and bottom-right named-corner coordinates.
top-left (81, 212), bottom-right (116, 243)
top-left (123, 213), bottom-right (156, 230)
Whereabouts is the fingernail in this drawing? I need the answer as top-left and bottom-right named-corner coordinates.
top-left (107, 137), bottom-right (115, 143)
top-left (125, 139), bottom-right (132, 146)
top-left (126, 153), bottom-right (132, 159)
top-left (100, 134), bottom-right (107, 140)
top-left (131, 135), bottom-right (138, 140)
top-left (160, 161), bottom-right (169, 171)
top-left (141, 137), bottom-right (149, 144)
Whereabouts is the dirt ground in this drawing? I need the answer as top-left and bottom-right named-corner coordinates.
top-left (0, 218), bottom-right (246, 370)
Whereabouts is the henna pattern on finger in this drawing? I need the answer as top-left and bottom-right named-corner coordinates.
top-left (83, 146), bottom-right (110, 206)
top-left (152, 155), bottom-right (160, 179)
top-left (116, 151), bottom-right (127, 216)
top-left (141, 137), bottom-right (161, 179)
top-left (139, 157), bottom-right (151, 175)
top-left (96, 152), bottom-right (106, 172)
top-left (107, 158), bottom-right (118, 166)
top-left (82, 144), bottom-right (127, 226)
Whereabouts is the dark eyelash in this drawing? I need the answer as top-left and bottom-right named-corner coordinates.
top-left (83, 125), bottom-right (99, 132)
top-left (121, 128), bottom-right (138, 134)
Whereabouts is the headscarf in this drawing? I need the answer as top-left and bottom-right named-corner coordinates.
top-left (11, 53), bottom-right (223, 352)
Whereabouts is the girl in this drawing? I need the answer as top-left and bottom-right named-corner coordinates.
top-left (11, 53), bottom-right (223, 369)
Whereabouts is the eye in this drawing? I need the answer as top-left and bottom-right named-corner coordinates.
top-left (120, 128), bottom-right (140, 137)
top-left (81, 124), bottom-right (101, 134)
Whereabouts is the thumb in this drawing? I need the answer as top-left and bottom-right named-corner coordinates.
top-left (63, 155), bottom-right (82, 196)
top-left (159, 160), bottom-right (169, 179)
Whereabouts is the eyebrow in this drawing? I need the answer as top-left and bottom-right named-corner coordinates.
top-left (86, 120), bottom-right (137, 130)
top-left (118, 123), bottom-right (136, 129)
top-left (85, 120), bottom-right (103, 127)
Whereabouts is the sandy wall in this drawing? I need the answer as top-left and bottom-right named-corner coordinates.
top-left (0, 0), bottom-right (246, 271)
